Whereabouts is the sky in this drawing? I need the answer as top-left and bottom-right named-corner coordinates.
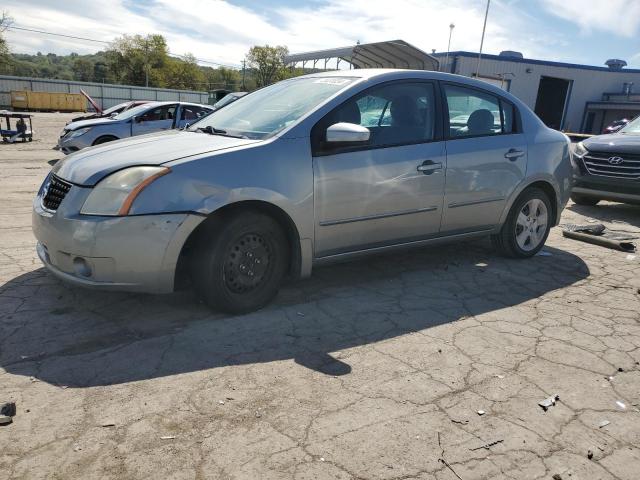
top-left (3, 0), bottom-right (640, 70)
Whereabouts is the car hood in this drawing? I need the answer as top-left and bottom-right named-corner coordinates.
top-left (64, 117), bottom-right (118, 131)
top-left (53, 130), bottom-right (260, 186)
top-left (583, 133), bottom-right (640, 154)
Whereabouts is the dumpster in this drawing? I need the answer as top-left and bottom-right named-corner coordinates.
top-left (10, 91), bottom-right (86, 112)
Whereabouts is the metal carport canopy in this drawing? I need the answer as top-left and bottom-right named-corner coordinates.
top-left (284, 40), bottom-right (439, 70)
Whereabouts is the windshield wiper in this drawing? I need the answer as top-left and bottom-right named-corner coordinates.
top-left (195, 125), bottom-right (248, 139)
top-left (197, 125), bottom-right (227, 135)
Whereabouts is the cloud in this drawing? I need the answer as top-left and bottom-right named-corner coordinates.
top-left (0, 0), bottom-right (631, 69)
top-left (539, 0), bottom-right (640, 37)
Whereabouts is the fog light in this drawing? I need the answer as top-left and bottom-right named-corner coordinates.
top-left (73, 257), bottom-right (92, 277)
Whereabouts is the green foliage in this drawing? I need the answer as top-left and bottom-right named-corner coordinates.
top-left (0, 11), bottom-right (12, 72)
top-left (246, 45), bottom-right (289, 87)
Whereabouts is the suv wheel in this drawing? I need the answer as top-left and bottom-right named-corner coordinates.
top-left (570, 194), bottom-right (600, 206)
top-left (492, 187), bottom-right (552, 258)
top-left (191, 212), bottom-right (288, 313)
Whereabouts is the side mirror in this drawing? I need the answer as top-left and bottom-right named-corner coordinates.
top-left (326, 122), bottom-right (370, 143)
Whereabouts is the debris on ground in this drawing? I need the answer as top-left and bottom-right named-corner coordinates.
top-left (538, 394), bottom-right (560, 411)
top-left (618, 367), bottom-right (624, 372)
top-left (588, 450), bottom-right (594, 460)
top-left (0, 415), bottom-right (12, 426)
top-left (598, 420), bottom-right (610, 428)
top-left (0, 402), bottom-right (16, 417)
top-left (616, 401), bottom-right (626, 409)
top-left (160, 435), bottom-right (176, 440)
top-left (561, 224), bottom-right (637, 252)
top-left (552, 474), bottom-right (563, 480)
top-left (477, 410), bottom-right (486, 416)
top-left (100, 421), bottom-right (116, 427)
top-left (469, 439), bottom-right (504, 451)
top-left (437, 432), bottom-right (463, 480)
top-left (451, 418), bottom-right (469, 425)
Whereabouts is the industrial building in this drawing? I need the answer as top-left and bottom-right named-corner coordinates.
top-left (435, 51), bottom-right (640, 134)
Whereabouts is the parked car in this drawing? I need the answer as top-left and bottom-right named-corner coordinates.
top-left (33, 70), bottom-right (572, 313)
top-left (571, 115), bottom-right (640, 205)
top-left (69, 100), bottom-right (150, 123)
top-left (212, 91), bottom-right (247, 111)
top-left (57, 101), bottom-right (213, 154)
top-left (602, 118), bottom-right (630, 134)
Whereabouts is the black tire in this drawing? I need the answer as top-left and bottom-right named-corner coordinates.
top-left (570, 194), bottom-right (600, 206)
top-left (190, 212), bottom-right (289, 313)
top-left (93, 135), bottom-right (118, 146)
top-left (492, 187), bottom-right (553, 258)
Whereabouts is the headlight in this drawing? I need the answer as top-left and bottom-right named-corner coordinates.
top-left (80, 166), bottom-right (170, 216)
top-left (68, 127), bottom-right (92, 139)
top-left (573, 141), bottom-right (588, 158)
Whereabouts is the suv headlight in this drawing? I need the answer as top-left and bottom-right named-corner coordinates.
top-left (80, 166), bottom-right (170, 216)
top-left (68, 127), bottom-right (92, 139)
top-left (573, 141), bottom-right (588, 158)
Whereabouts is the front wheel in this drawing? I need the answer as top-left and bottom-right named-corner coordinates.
top-left (190, 212), bottom-right (289, 313)
top-left (492, 187), bottom-right (552, 258)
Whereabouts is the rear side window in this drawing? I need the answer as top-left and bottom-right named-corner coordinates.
top-left (444, 85), bottom-right (514, 138)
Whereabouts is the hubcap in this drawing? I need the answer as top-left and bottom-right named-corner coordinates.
top-left (223, 233), bottom-right (271, 294)
top-left (515, 198), bottom-right (548, 251)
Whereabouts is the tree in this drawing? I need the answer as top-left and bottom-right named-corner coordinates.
top-left (107, 34), bottom-right (169, 87)
top-left (246, 45), bottom-right (289, 87)
top-left (163, 54), bottom-right (206, 90)
top-left (0, 11), bottom-right (13, 74)
top-left (72, 57), bottom-right (93, 82)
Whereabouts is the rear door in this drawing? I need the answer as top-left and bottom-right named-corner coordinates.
top-left (440, 83), bottom-right (527, 233)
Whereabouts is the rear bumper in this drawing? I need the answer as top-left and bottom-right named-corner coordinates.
top-left (32, 194), bottom-right (205, 293)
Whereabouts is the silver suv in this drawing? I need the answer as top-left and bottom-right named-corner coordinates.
top-left (33, 70), bottom-right (572, 312)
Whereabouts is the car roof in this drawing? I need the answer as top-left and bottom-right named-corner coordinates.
top-left (300, 68), bottom-right (524, 106)
top-left (139, 101), bottom-right (212, 108)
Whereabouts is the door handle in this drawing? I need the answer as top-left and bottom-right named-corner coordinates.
top-left (504, 148), bottom-right (525, 161)
top-left (417, 160), bottom-right (442, 175)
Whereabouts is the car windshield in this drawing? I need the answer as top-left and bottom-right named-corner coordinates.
top-left (113, 104), bottom-right (158, 121)
top-left (620, 116), bottom-right (640, 134)
top-left (189, 77), bottom-right (356, 139)
top-left (213, 94), bottom-right (240, 109)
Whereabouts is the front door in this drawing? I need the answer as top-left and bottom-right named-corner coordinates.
top-left (131, 104), bottom-right (177, 136)
top-left (312, 81), bottom-right (446, 257)
top-left (440, 83), bottom-right (527, 233)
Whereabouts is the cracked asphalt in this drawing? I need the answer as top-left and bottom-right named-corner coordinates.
top-left (1, 113), bottom-right (639, 480)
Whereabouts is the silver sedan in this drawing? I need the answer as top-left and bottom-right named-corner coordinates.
top-left (57, 101), bottom-right (213, 154)
top-left (33, 69), bottom-right (573, 312)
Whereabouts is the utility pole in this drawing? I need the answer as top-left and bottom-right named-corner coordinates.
top-left (444, 23), bottom-right (455, 73)
top-left (475, 0), bottom-right (491, 78)
top-left (241, 60), bottom-right (246, 90)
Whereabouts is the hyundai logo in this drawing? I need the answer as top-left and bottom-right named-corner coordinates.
top-left (608, 156), bottom-right (624, 165)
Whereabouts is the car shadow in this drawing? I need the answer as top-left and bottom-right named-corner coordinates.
top-left (567, 202), bottom-right (640, 230)
top-left (0, 238), bottom-right (589, 387)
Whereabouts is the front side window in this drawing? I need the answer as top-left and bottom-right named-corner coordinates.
top-left (445, 85), bottom-right (507, 138)
top-left (140, 105), bottom-right (176, 122)
top-left (189, 77), bottom-right (356, 140)
top-left (315, 81), bottom-right (436, 153)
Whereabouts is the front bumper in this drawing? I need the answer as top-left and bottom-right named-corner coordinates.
top-left (32, 186), bottom-right (205, 293)
top-left (58, 133), bottom-right (91, 154)
top-left (572, 174), bottom-right (640, 205)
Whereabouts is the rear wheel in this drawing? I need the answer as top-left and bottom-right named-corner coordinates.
top-left (190, 212), bottom-right (288, 313)
top-left (92, 135), bottom-right (118, 146)
top-left (492, 187), bottom-right (552, 258)
top-left (570, 194), bottom-right (600, 206)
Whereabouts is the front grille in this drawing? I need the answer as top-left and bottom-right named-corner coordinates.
top-left (582, 152), bottom-right (640, 180)
top-left (42, 175), bottom-right (72, 211)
